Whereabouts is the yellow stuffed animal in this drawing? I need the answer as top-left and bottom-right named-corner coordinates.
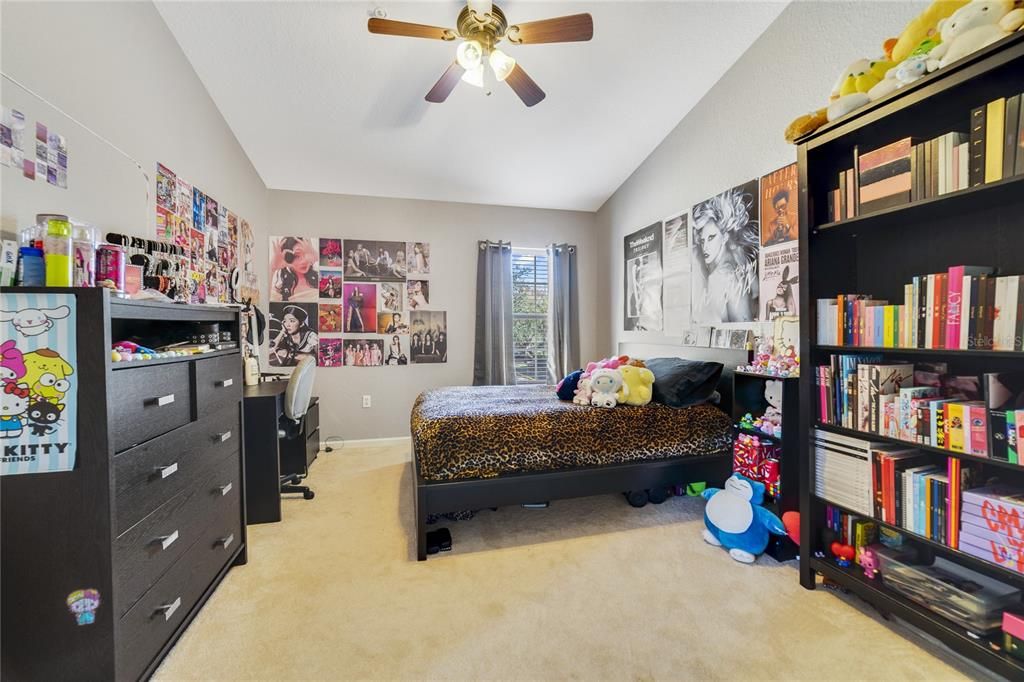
top-left (616, 365), bottom-right (655, 407)
top-left (890, 0), bottom-right (969, 64)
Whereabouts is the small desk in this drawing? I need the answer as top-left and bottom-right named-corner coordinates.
top-left (243, 381), bottom-right (320, 524)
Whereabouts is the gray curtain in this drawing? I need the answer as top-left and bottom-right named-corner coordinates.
top-left (547, 243), bottom-right (579, 382)
top-left (473, 240), bottom-right (515, 385)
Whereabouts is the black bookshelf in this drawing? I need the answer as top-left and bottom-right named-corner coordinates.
top-left (797, 33), bottom-right (1024, 675)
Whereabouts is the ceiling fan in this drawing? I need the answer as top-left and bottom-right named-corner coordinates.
top-left (367, 1), bottom-right (593, 107)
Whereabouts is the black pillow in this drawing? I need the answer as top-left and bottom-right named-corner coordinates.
top-left (646, 357), bottom-right (724, 408)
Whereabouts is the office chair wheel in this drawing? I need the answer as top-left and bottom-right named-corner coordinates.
top-left (625, 490), bottom-right (649, 508)
top-left (303, 490), bottom-right (315, 500)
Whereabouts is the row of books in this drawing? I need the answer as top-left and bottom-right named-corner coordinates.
top-left (815, 266), bottom-right (1024, 351)
top-left (822, 92), bottom-right (1024, 224)
top-left (816, 361), bottom-right (1024, 463)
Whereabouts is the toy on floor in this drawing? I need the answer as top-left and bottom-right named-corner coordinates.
top-left (782, 511), bottom-right (800, 545)
top-left (701, 474), bottom-right (786, 564)
top-left (589, 368), bottom-right (623, 408)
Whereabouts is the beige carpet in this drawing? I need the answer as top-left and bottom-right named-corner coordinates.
top-left (155, 442), bottom-right (983, 681)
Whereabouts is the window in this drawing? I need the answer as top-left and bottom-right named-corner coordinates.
top-left (512, 249), bottom-right (549, 385)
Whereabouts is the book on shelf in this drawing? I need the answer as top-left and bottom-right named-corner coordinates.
top-left (985, 372), bottom-right (1024, 464)
top-left (813, 428), bottom-right (875, 516)
top-left (814, 267), bottom-right (1023, 352)
top-left (960, 484), bottom-right (1024, 573)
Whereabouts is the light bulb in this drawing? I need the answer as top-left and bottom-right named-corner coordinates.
top-left (488, 49), bottom-right (516, 81)
top-left (456, 40), bottom-right (483, 70)
top-left (461, 64), bottom-right (484, 88)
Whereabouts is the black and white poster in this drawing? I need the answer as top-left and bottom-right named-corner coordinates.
top-left (623, 222), bottom-right (663, 332)
top-left (661, 212), bottom-right (690, 334)
top-left (690, 179), bottom-right (760, 323)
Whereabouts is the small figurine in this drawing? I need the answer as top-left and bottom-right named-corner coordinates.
top-left (830, 541), bottom-right (855, 568)
top-left (860, 547), bottom-right (880, 579)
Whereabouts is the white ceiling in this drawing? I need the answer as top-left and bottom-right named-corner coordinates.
top-left (157, 1), bottom-right (788, 212)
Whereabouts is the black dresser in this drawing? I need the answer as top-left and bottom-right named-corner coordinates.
top-left (1, 290), bottom-right (247, 681)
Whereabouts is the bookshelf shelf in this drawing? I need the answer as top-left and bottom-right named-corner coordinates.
top-left (812, 494), bottom-right (1024, 585)
top-left (814, 174), bottom-right (1024, 232)
top-left (797, 33), bottom-right (1024, 676)
top-left (810, 558), bottom-right (1024, 679)
top-left (814, 344), bottom-right (1024, 359)
top-left (814, 422), bottom-right (1024, 474)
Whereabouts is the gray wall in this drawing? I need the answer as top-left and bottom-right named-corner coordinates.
top-left (265, 190), bottom-right (598, 441)
top-left (0, 1), bottom-right (268, 239)
top-left (595, 0), bottom-right (927, 351)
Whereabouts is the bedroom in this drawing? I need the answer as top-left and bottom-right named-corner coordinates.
top-left (3, 0), bottom-right (1024, 679)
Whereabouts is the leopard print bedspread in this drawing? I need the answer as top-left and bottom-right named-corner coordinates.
top-left (411, 384), bottom-right (734, 482)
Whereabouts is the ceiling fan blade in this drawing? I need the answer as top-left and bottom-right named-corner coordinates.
top-left (367, 18), bottom-right (457, 41)
top-left (425, 62), bottom-right (466, 103)
top-left (505, 63), bottom-right (545, 107)
top-left (505, 13), bottom-right (593, 45)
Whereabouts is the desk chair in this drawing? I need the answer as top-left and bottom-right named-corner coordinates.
top-left (279, 356), bottom-right (316, 500)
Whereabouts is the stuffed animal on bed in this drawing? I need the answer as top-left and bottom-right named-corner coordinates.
top-left (556, 369), bottom-right (583, 401)
top-left (573, 376), bottom-right (593, 405)
top-left (701, 474), bottom-right (786, 564)
top-left (589, 368), bottom-right (623, 408)
top-left (582, 355), bottom-right (628, 379)
top-left (616, 365), bottom-right (655, 406)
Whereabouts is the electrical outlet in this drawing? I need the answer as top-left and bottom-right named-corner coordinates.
top-left (362, 395), bottom-right (372, 408)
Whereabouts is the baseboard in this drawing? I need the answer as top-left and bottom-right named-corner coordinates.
top-left (321, 436), bottom-right (411, 450)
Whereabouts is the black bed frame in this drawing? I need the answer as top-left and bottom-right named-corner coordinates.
top-left (413, 355), bottom-right (739, 560)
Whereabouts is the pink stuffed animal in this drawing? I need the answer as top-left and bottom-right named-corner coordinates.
top-left (581, 355), bottom-right (629, 379)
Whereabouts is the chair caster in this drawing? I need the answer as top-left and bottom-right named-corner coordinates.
top-left (625, 490), bottom-right (649, 508)
top-left (303, 490), bottom-right (315, 500)
top-left (647, 487), bottom-right (669, 504)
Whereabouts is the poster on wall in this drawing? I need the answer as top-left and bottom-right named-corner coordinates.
top-left (407, 279), bottom-right (429, 310)
top-left (341, 239), bottom-right (407, 281)
top-left (690, 179), bottom-right (760, 323)
top-left (318, 338), bottom-right (344, 368)
top-left (623, 222), bottom-right (663, 332)
top-left (377, 311), bottom-right (408, 334)
top-left (409, 311), bottom-right (447, 363)
top-left (407, 242), bottom-right (430, 276)
top-left (268, 302), bottom-right (318, 367)
top-left (343, 282), bottom-right (377, 333)
top-left (661, 212), bottom-right (691, 335)
top-left (759, 163), bottom-right (800, 320)
top-left (378, 282), bottom-right (404, 313)
top-left (344, 338), bottom-right (384, 367)
top-left (319, 270), bottom-right (343, 299)
top-left (319, 238), bottom-right (344, 268)
top-left (318, 303), bottom-right (342, 333)
top-left (383, 335), bottom-right (410, 365)
top-left (269, 237), bottom-right (319, 302)
top-left (1, 293), bottom-right (78, 476)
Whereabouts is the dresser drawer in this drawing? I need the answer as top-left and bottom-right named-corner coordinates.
top-left (114, 451), bottom-right (241, 614)
top-left (194, 353), bottom-right (242, 414)
top-left (116, 498), bottom-right (240, 682)
top-left (110, 363), bottom-right (192, 452)
top-left (113, 403), bottom-right (242, 534)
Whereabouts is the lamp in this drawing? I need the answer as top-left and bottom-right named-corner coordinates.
top-left (461, 65), bottom-right (484, 88)
top-left (456, 40), bottom-right (483, 70)
top-left (488, 49), bottom-right (516, 81)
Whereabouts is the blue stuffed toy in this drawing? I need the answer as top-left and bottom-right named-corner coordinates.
top-left (555, 369), bottom-right (583, 401)
top-left (701, 473), bottom-right (786, 564)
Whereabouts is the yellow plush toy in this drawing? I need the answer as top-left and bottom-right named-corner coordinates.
top-left (890, 0), bottom-right (970, 64)
top-left (616, 365), bottom-right (655, 407)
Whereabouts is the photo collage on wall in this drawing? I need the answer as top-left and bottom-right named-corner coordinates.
top-left (268, 238), bottom-right (445, 368)
top-left (1, 106), bottom-right (70, 187)
top-left (623, 162), bottom-right (800, 346)
top-left (153, 162), bottom-right (258, 306)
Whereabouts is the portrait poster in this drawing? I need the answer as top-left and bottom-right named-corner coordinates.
top-left (318, 270), bottom-right (343, 299)
top-left (680, 326), bottom-right (712, 347)
top-left (319, 238), bottom-right (343, 268)
top-left (318, 303), bottom-right (342, 333)
top-left (382, 335), bottom-right (410, 366)
top-left (409, 311), bottom-right (447, 364)
top-left (407, 242), bottom-right (430, 276)
top-left (691, 179), bottom-right (760, 323)
top-left (378, 282), bottom-right (404, 313)
top-left (623, 222), bottom-right (663, 332)
top-left (343, 339), bottom-right (384, 367)
top-left (269, 236), bottom-right (319, 302)
top-left (156, 163), bottom-right (176, 212)
top-left (1, 292), bottom-right (78, 475)
top-left (343, 282), bottom-right (377, 334)
top-left (268, 302), bottom-right (318, 368)
top-left (318, 338), bottom-right (344, 368)
top-left (759, 242), bottom-right (800, 320)
top-left (205, 196), bottom-right (219, 233)
top-left (377, 311), bottom-right (408, 335)
top-left (341, 239), bottom-right (407, 281)
top-left (407, 279), bottom-right (429, 311)
top-left (192, 188), bottom-right (206, 236)
top-left (661, 212), bottom-right (691, 334)
top-left (760, 163), bottom-right (798, 247)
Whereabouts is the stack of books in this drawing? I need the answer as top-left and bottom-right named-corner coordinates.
top-left (971, 93), bottom-right (1024, 186)
top-left (985, 372), bottom-right (1024, 464)
top-left (910, 131), bottom-right (969, 200)
top-left (813, 428), bottom-right (874, 516)
top-left (814, 266), bottom-right (1024, 351)
top-left (859, 137), bottom-right (913, 213)
top-left (961, 485), bottom-right (1024, 573)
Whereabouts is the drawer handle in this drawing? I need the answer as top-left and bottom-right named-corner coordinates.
top-left (217, 533), bottom-right (235, 550)
top-left (214, 430), bottom-right (232, 443)
top-left (218, 482), bottom-right (233, 496)
top-left (155, 529), bottom-right (179, 551)
top-left (155, 596), bottom-right (182, 621)
top-left (154, 462), bottom-right (179, 479)
top-left (216, 378), bottom-right (234, 388)
top-left (148, 394), bottom-right (175, 407)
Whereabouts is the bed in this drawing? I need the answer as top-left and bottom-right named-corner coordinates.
top-left (410, 352), bottom-right (738, 559)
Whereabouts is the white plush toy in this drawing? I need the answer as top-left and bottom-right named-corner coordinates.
top-left (927, 0), bottom-right (1024, 72)
top-left (573, 377), bottom-right (593, 406)
top-left (589, 368), bottom-right (623, 408)
top-left (867, 54), bottom-right (931, 101)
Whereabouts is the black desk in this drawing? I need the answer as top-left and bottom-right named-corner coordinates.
top-left (243, 382), bottom-right (319, 524)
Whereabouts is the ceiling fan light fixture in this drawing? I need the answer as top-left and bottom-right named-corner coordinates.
top-left (488, 48), bottom-right (515, 81)
top-left (455, 40), bottom-right (483, 70)
top-left (461, 64), bottom-right (485, 88)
